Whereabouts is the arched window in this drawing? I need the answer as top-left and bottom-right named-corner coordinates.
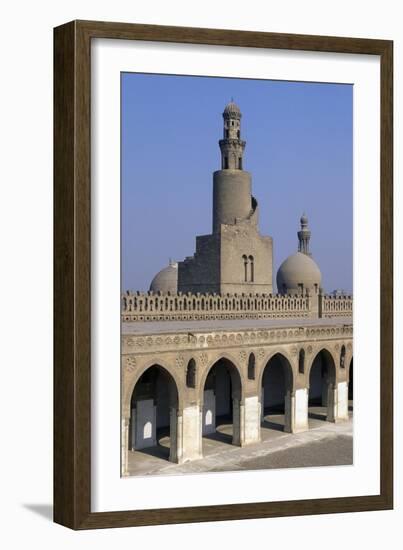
top-left (248, 353), bottom-right (256, 380)
top-left (340, 345), bottom-right (346, 368)
top-left (224, 156), bottom-right (229, 169)
top-left (248, 255), bottom-right (254, 282)
top-left (242, 254), bottom-right (248, 282)
top-left (238, 157), bottom-right (242, 169)
top-left (186, 358), bottom-right (196, 388)
top-left (299, 348), bottom-right (305, 374)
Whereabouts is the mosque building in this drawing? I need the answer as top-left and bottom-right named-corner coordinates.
top-left (149, 101), bottom-right (322, 298)
top-left (121, 102), bottom-right (353, 475)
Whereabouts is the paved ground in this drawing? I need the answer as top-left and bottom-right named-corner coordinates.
top-left (123, 316), bottom-right (352, 335)
top-left (127, 404), bottom-right (353, 476)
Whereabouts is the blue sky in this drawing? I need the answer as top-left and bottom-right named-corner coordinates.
top-left (121, 73), bottom-right (353, 293)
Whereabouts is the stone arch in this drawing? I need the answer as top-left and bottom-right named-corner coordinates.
top-left (260, 352), bottom-right (295, 432)
top-left (198, 352), bottom-right (245, 398)
top-left (307, 348), bottom-right (337, 422)
top-left (306, 346), bottom-right (338, 383)
top-left (128, 363), bottom-right (180, 463)
top-left (257, 349), bottom-right (296, 392)
top-left (200, 355), bottom-right (244, 448)
top-left (123, 358), bottom-right (182, 418)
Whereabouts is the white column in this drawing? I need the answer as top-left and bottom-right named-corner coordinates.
top-left (284, 390), bottom-right (309, 433)
top-left (291, 388), bottom-right (309, 433)
top-left (179, 405), bottom-right (203, 462)
top-left (240, 395), bottom-right (261, 446)
top-left (335, 381), bottom-right (349, 421)
top-left (326, 386), bottom-right (337, 422)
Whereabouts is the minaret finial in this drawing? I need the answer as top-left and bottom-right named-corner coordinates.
top-left (298, 213), bottom-right (311, 255)
top-left (219, 101), bottom-right (245, 170)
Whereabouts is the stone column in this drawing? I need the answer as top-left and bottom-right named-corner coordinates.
top-left (232, 397), bottom-right (241, 446)
top-left (169, 406), bottom-right (179, 463)
top-left (326, 385), bottom-right (337, 422)
top-left (240, 395), bottom-right (261, 446)
top-left (284, 389), bottom-right (309, 433)
top-left (335, 381), bottom-right (349, 421)
top-left (177, 404), bottom-right (203, 463)
top-left (121, 416), bottom-right (130, 476)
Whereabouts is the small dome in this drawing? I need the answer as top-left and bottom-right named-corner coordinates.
top-left (223, 101), bottom-right (241, 117)
top-left (149, 262), bottom-right (178, 294)
top-left (276, 252), bottom-right (321, 295)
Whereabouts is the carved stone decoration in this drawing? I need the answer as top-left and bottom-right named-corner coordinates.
top-left (334, 343), bottom-right (340, 351)
top-left (125, 356), bottom-right (137, 373)
top-left (239, 350), bottom-right (247, 362)
top-left (347, 342), bottom-right (353, 351)
top-left (258, 348), bottom-right (265, 360)
top-left (199, 352), bottom-right (208, 366)
top-left (126, 337), bottom-right (135, 348)
top-left (175, 355), bottom-right (185, 369)
top-left (291, 347), bottom-right (298, 356)
top-left (307, 345), bottom-right (313, 355)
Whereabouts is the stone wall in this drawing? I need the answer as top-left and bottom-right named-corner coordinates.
top-left (121, 291), bottom-right (353, 322)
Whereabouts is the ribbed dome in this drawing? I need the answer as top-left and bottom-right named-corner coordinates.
top-left (223, 101), bottom-right (241, 117)
top-left (276, 252), bottom-right (321, 294)
top-left (149, 262), bottom-right (178, 294)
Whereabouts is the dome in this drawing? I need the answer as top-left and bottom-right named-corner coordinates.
top-left (276, 252), bottom-right (321, 295)
top-left (223, 101), bottom-right (241, 117)
top-left (149, 261), bottom-right (178, 294)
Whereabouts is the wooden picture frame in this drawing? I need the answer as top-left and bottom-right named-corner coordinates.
top-left (54, 20), bottom-right (393, 529)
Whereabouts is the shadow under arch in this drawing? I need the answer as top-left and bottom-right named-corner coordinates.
top-left (201, 356), bottom-right (243, 449)
top-left (129, 364), bottom-right (179, 463)
top-left (308, 348), bottom-right (337, 423)
top-left (260, 353), bottom-right (294, 433)
top-left (348, 357), bottom-right (353, 404)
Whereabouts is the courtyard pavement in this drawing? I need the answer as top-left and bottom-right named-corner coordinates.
top-left (126, 405), bottom-right (353, 476)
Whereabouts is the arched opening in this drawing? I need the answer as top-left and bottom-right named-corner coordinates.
top-left (186, 358), bottom-right (196, 388)
top-left (248, 353), bottom-right (256, 380)
top-left (340, 345), bottom-right (346, 368)
top-left (348, 357), bottom-right (353, 406)
top-left (299, 348), bottom-right (305, 374)
top-left (202, 358), bottom-right (242, 448)
top-left (308, 349), bottom-right (336, 423)
top-left (129, 365), bottom-right (178, 463)
top-left (248, 255), bottom-right (254, 282)
top-left (261, 353), bottom-right (293, 432)
top-left (242, 254), bottom-right (248, 282)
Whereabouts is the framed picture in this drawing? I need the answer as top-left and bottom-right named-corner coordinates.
top-left (54, 20), bottom-right (393, 529)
